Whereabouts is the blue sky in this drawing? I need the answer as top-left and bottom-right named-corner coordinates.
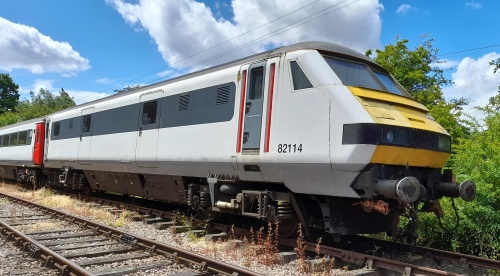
top-left (1, 0), bottom-right (499, 116)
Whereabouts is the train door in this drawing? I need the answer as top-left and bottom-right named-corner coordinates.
top-left (241, 62), bottom-right (267, 152)
top-left (32, 122), bottom-right (45, 165)
top-left (78, 107), bottom-right (94, 164)
top-left (136, 91), bottom-right (162, 168)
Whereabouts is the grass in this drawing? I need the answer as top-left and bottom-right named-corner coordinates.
top-left (0, 183), bottom-right (351, 274)
top-left (0, 184), bottom-right (133, 228)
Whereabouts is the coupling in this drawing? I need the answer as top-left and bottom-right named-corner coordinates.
top-left (436, 180), bottom-right (476, 202)
top-left (374, 177), bottom-right (421, 204)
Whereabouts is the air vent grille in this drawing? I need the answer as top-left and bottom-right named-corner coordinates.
top-left (179, 94), bottom-right (190, 111)
top-left (216, 86), bottom-right (230, 105)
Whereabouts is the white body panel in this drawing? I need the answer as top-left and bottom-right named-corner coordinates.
top-left (0, 120), bottom-right (37, 166)
top-left (42, 49), bottom-right (379, 198)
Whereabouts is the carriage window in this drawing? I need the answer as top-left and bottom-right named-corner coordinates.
top-left (18, 131), bottom-right (27, 145)
top-left (248, 67), bottom-right (264, 100)
top-left (0, 135), bottom-right (3, 147)
top-left (142, 100), bottom-right (158, 125)
top-left (82, 115), bottom-right (92, 133)
top-left (10, 133), bottom-right (18, 146)
top-left (53, 122), bottom-right (61, 137)
top-left (27, 130), bottom-right (33, 145)
top-left (290, 61), bottom-right (313, 90)
top-left (1, 135), bottom-right (8, 146)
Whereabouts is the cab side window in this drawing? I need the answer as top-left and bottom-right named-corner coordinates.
top-left (290, 61), bottom-right (313, 90)
top-left (82, 115), bottom-right (92, 133)
top-left (248, 67), bottom-right (264, 100)
top-left (142, 100), bottom-right (158, 125)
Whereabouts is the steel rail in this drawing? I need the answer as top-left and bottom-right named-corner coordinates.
top-left (0, 219), bottom-right (92, 276)
top-left (86, 194), bottom-right (500, 274)
top-left (347, 235), bottom-right (500, 271)
top-left (0, 192), bottom-right (262, 276)
top-left (281, 238), bottom-right (466, 276)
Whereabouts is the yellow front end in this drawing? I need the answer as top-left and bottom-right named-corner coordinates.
top-left (349, 87), bottom-right (450, 168)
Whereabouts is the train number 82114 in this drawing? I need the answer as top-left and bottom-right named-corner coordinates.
top-left (277, 143), bottom-right (302, 153)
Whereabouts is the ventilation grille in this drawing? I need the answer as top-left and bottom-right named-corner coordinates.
top-left (411, 129), bottom-right (438, 150)
top-left (216, 86), bottom-right (230, 105)
top-left (179, 94), bottom-right (190, 111)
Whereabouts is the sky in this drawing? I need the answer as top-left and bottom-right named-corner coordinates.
top-left (1, 0), bottom-right (499, 118)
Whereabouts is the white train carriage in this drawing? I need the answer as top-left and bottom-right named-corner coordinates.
top-left (0, 118), bottom-right (45, 182)
top-left (41, 41), bottom-right (474, 236)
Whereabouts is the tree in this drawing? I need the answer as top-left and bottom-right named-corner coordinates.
top-left (415, 60), bottom-right (500, 259)
top-left (366, 36), bottom-right (449, 103)
top-left (441, 92), bottom-right (500, 259)
top-left (15, 88), bottom-right (76, 120)
top-left (0, 73), bottom-right (20, 114)
top-left (0, 88), bottom-right (76, 127)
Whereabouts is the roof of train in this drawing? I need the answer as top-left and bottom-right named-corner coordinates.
top-left (1, 41), bottom-right (382, 127)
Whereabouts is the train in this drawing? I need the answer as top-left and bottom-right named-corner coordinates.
top-left (0, 41), bottom-right (475, 239)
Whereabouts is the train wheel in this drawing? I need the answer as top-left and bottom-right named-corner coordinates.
top-left (278, 217), bottom-right (300, 237)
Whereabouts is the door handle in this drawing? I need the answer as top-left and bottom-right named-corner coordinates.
top-left (139, 127), bottom-right (143, 137)
top-left (245, 102), bottom-right (252, 114)
top-left (79, 135), bottom-right (82, 141)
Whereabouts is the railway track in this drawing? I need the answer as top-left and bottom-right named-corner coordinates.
top-left (2, 187), bottom-right (499, 275)
top-left (82, 192), bottom-right (500, 275)
top-left (0, 191), bottom-right (262, 276)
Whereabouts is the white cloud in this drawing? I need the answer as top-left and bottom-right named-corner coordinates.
top-left (96, 78), bottom-right (114, 84)
top-left (18, 79), bottom-right (110, 105)
top-left (396, 4), bottom-right (412, 14)
top-left (443, 52), bottom-right (500, 118)
top-left (465, 1), bottom-right (482, 9)
top-left (67, 90), bottom-right (110, 105)
top-left (106, 0), bottom-right (383, 70)
top-left (0, 17), bottom-right (90, 75)
top-left (18, 79), bottom-right (55, 100)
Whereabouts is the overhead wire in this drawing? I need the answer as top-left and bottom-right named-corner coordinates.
top-left (145, 0), bottom-right (360, 85)
top-left (438, 44), bottom-right (500, 57)
top-left (75, 0), bottom-right (500, 102)
top-left (95, 0), bottom-right (323, 95)
top-left (73, 0), bottom-right (359, 103)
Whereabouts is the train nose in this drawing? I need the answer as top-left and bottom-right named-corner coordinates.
top-left (436, 180), bottom-right (476, 202)
top-left (374, 177), bottom-right (421, 204)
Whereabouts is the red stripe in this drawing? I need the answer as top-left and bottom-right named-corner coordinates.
top-left (236, 70), bottom-right (247, 153)
top-left (264, 63), bottom-right (276, 153)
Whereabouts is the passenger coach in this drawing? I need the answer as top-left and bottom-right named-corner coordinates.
top-left (0, 42), bottom-right (475, 239)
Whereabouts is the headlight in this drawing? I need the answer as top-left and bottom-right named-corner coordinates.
top-left (438, 135), bottom-right (451, 152)
top-left (385, 130), bottom-right (394, 143)
top-left (381, 127), bottom-right (409, 146)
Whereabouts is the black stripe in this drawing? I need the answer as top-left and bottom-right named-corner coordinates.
top-left (342, 123), bottom-right (451, 153)
top-left (51, 82), bottom-right (236, 141)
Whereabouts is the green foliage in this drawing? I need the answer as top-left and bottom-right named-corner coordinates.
top-left (0, 88), bottom-right (76, 127)
top-left (369, 37), bottom-right (499, 259)
top-left (16, 88), bottom-right (76, 120)
top-left (0, 73), bottom-right (20, 114)
top-left (366, 36), bottom-right (449, 104)
top-left (417, 93), bottom-right (500, 260)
